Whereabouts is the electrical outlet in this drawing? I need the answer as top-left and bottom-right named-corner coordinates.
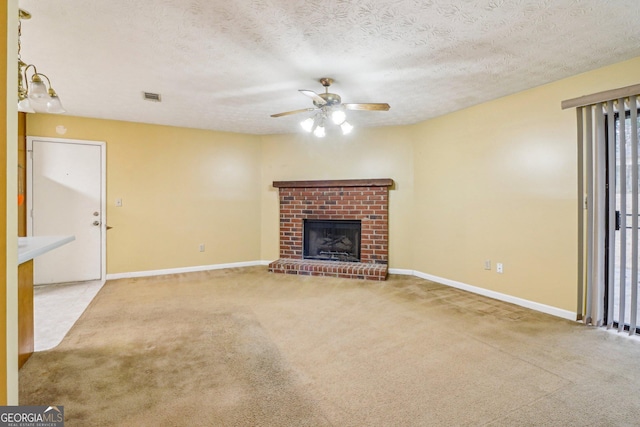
top-left (199, 244), bottom-right (205, 252)
top-left (484, 260), bottom-right (491, 270)
top-left (496, 263), bottom-right (504, 274)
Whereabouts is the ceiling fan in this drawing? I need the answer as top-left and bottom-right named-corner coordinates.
top-left (271, 78), bottom-right (390, 137)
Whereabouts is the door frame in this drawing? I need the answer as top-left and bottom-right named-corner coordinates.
top-left (26, 136), bottom-right (107, 282)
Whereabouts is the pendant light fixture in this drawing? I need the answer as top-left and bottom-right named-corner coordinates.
top-left (17, 9), bottom-right (65, 114)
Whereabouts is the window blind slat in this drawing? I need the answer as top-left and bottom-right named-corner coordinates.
top-left (618, 98), bottom-right (628, 332)
top-left (594, 103), bottom-right (607, 326)
top-left (586, 106), bottom-right (595, 324)
top-left (629, 98), bottom-right (638, 335)
top-left (607, 100), bottom-right (616, 327)
top-left (577, 107), bottom-right (585, 320)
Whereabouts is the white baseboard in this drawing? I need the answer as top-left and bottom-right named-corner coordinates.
top-left (107, 262), bottom-right (576, 321)
top-left (106, 260), bottom-right (269, 280)
top-left (389, 268), bottom-right (577, 321)
top-left (388, 268), bottom-right (414, 276)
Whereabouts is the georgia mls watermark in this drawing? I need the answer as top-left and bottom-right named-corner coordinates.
top-left (0, 406), bottom-right (64, 427)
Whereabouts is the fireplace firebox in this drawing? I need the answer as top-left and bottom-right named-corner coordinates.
top-left (303, 220), bottom-right (361, 262)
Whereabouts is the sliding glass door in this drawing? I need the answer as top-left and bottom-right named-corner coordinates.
top-left (606, 108), bottom-right (640, 332)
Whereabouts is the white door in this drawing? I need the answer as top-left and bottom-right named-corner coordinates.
top-left (27, 137), bottom-right (106, 285)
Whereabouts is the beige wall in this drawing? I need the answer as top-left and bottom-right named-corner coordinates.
top-left (411, 56), bottom-right (640, 312)
top-left (23, 56), bottom-right (640, 314)
top-left (26, 116), bottom-right (262, 274)
top-left (258, 126), bottom-right (415, 269)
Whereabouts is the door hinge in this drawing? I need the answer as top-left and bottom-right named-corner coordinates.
top-left (615, 210), bottom-right (621, 231)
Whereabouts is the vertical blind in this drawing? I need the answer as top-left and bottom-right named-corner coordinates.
top-left (563, 85), bottom-right (640, 332)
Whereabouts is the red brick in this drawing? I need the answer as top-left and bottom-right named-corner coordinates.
top-left (276, 182), bottom-right (389, 267)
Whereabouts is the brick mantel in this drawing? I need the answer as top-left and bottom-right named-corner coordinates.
top-left (268, 178), bottom-right (394, 281)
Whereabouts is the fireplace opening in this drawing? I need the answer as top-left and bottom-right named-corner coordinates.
top-left (303, 219), bottom-right (361, 262)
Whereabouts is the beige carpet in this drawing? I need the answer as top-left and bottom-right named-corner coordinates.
top-left (19, 267), bottom-right (640, 426)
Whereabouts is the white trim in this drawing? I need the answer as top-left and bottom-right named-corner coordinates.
top-left (26, 136), bottom-right (107, 283)
top-left (6, 0), bottom-right (20, 403)
top-left (389, 269), bottom-right (577, 321)
top-left (107, 262), bottom-right (576, 321)
top-left (388, 268), bottom-right (414, 276)
top-left (106, 260), bottom-right (268, 280)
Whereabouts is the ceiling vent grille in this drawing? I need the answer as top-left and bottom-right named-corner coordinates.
top-left (143, 92), bottom-right (161, 102)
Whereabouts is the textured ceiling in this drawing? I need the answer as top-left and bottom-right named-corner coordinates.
top-left (16, 0), bottom-right (640, 135)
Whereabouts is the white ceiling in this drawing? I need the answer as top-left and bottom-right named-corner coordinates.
top-left (16, 0), bottom-right (640, 135)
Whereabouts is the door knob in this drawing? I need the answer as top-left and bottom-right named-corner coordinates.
top-left (93, 221), bottom-right (101, 226)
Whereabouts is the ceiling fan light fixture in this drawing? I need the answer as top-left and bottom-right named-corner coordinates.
top-left (272, 78), bottom-right (388, 136)
top-left (340, 121), bottom-right (354, 135)
top-left (300, 117), bottom-right (315, 132)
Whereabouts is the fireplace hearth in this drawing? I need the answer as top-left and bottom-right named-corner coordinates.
top-left (268, 178), bottom-right (393, 281)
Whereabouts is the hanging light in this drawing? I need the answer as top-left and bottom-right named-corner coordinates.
top-left (331, 109), bottom-right (346, 125)
top-left (46, 91), bottom-right (65, 114)
top-left (27, 73), bottom-right (48, 100)
top-left (17, 9), bottom-right (65, 114)
top-left (340, 121), bottom-right (354, 135)
top-left (300, 117), bottom-right (315, 133)
top-left (313, 125), bottom-right (326, 138)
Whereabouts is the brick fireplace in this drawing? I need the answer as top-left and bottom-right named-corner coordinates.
top-left (268, 178), bottom-right (393, 281)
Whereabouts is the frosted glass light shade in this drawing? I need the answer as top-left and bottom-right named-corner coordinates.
top-left (17, 97), bottom-right (35, 113)
top-left (331, 110), bottom-right (346, 125)
top-left (313, 125), bottom-right (326, 137)
top-left (46, 94), bottom-right (66, 114)
top-left (27, 79), bottom-right (48, 100)
top-left (300, 117), bottom-right (314, 132)
top-left (341, 121), bottom-right (353, 135)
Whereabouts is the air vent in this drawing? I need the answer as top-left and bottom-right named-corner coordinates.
top-left (142, 92), bottom-right (161, 102)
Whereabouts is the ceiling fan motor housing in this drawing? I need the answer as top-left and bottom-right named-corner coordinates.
top-left (316, 92), bottom-right (341, 108)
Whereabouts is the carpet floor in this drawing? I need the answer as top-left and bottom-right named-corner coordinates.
top-left (19, 267), bottom-right (640, 426)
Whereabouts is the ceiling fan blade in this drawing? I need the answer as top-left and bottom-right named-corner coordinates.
top-left (299, 89), bottom-right (327, 106)
top-left (343, 103), bottom-right (391, 111)
top-left (270, 108), bottom-right (316, 118)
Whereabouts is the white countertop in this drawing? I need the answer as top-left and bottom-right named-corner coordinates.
top-left (18, 235), bottom-right (76, 264)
